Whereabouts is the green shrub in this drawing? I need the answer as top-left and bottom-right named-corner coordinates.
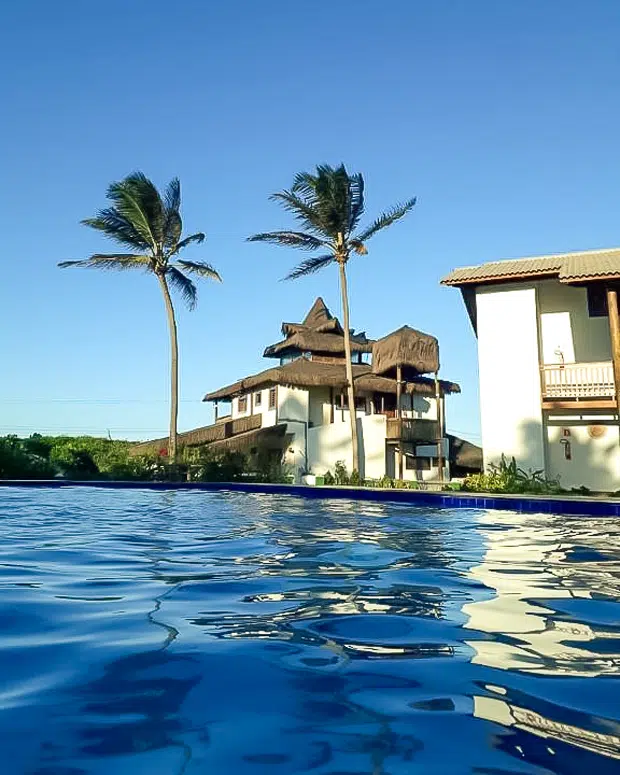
top-left (463, 454), bottom-right (562, 495)
top-left (323, 470), bottom-right (335, 486)
top-left (349, 469), bottom-right (361, 486)
top-left (334, 460), bottom-right (350, 486)
top-left (0, 436), bottom-right (56, 479)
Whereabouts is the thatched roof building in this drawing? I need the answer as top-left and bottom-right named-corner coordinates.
top-left (133, 297), bottom-right (462, 476)
top-left (204, 358), bottom-right (459, 402)
top-left (263, 297), bottom-right (373, 359)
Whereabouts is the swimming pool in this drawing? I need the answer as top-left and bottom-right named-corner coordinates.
top-left (0, 487), bottom-right (619, 773)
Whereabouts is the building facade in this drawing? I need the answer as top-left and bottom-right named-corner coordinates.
top-left (442, 248), bottom-right (620, 492)
top-left (135, 298), bottom-right (475, 482)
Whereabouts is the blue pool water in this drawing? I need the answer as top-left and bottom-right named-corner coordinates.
top-left (0, 488), bottom-right (619, 774)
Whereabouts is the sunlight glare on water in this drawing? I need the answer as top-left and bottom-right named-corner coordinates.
top-left (0, 487), bottom-right (619, 774)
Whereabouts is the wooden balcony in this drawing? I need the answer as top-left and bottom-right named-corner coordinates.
top-left (386, 417), bottom-right (439, 442)
top-left (541, 361), bottom-right (617, 410)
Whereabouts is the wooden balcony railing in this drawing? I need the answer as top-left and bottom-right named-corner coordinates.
top-left (540, 361), bottom-right (615, 400)
top-left (386, 418), bottom-right (439, 443)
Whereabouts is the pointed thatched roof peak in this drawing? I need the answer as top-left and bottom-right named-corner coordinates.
top-left (303, 297), bottom-right (333, 328)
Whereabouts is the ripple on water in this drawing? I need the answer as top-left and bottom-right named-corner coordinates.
top-left (0, 487), bottom-right (619, 774)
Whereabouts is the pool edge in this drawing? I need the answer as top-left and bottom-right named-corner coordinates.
top-left (1, 480), bottom-right (619, 517)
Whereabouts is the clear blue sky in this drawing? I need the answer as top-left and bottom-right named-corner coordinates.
top-left (2, 1), bottom-right (619, 443)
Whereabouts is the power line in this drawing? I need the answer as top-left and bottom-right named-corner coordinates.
top-left (0, 398), bottom-right (205, 404)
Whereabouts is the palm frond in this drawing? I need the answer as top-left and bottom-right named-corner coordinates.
top-left (354, 198), bottom-right (417, 244)
top-left (81, 210), bottom-right (151, 251)
top-left (291, 170), bottom-right (319, 198)
top-left (58, 254), bottom-right (151, 270)
top-left (173, 260), bottom-right (221, 282)
top-left (270, 191), bottom-right (327, 237)
top-left (349, 240), bottom-right (368, 255)
top-left (312, 164), bottom-right (351, 238)
top-left (163, 177), bottom-right (182, 248)
top-left (166, 266), bottom-right (197, 309)
top-left (106, 174), bottom-right (160, 250)
top-left (174, 232), bottom-right (205, 252)
top-left (247, 231), bottom-right (327, 251)
top-left (348, 172), bottom-right (365, 231)
top-left (283, 253), bottom-right (334, 281)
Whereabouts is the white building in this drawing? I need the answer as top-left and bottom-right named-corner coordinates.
top-left (442, 247), bottom-right (620, 492)
top-left (136, 298), bottom-right (475, 482)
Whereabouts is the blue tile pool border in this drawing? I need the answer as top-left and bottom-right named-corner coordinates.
top-left (1, 479), bottom-right (619, 516)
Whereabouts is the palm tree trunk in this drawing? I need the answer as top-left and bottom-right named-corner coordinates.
top-left (157, 273), bottom-right (179, 463)
top-left (337, 259), bottom-right (360, 474)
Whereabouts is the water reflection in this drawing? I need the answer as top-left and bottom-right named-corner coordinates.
top-left (463, 511), bottom-right (620, 676)
top-left (1, 488), bottom-right (619, 774)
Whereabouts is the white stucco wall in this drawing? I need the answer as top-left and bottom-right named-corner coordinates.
top-left (538, 280), bottom-right (611, 364)
top-left (476, 284), bottom-right (545, 472)
top-left (230, 390), bottom-right (276, 426)
top-left (308, 386), bottom-right (331, 427)
top-left (277, 385), bottom-right (309, 423)
top-left (308, 415), bottom-right (387, 479)
top-left (545, 420), bottom-right (620, 492)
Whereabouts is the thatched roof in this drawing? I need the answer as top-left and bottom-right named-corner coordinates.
top-left (448, 434), bottom-right (483, 472)
top-left (207, 424), bottom-right (291, 454)
top-left (264, 297), bottom-right (373, 358)
top-left (130, 414), bottom-right (262, 455)
top-left (204, 358), bottom-right (460, 401)
top-left (372, 326), bottom-right (440, 377)
top-left (264, 330), bottom-right (373, 357)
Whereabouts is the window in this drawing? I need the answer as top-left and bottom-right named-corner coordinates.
top-left (587, 285), bottom-right (608, 317)
top-left (268, 387), bottom-right (277, 409)
top-left (255, 391), bottom-right (262, 407)
top-left (355, 396), bottom-right (367, 410)
top-left (238, 395), bottom-right (248, 413)
top-left (406, 456), bottom-right (438, 471)
top-left (586, 285), bottom-right (619, 318)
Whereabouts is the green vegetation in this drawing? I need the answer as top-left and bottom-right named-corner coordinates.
top-left (59, 172), bottom-right (221, 463)
top-left (248, 164), bottom-right (416, 474)
top-left (318, 461), bottom-right (424, 490)
top-left (462, 455), bottom-right (562, 495)
top-left (0, 435), bottom-right (291, 484)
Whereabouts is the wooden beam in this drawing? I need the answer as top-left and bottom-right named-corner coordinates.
top-left (607, 287), bottom-right (620, 414)
top-left (214, 401), bottom-right (219, 422)
top-left (329, 387), bottom-right (334, 424)
top-left (435, 372), bottom-right (444, 484)
top-left (396, 364), bottom-right (403, 480)
top-left (542, 399), bottom-right (617, 411)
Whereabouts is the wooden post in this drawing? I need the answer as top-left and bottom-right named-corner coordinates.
top-left (341, 391), bottom-right (345, 422)
top-left (250, 391), bottom-right (254, 416)
top-left (397, 364), bottom-right (403, 480)
top-left (329, 387), bottom-right (335, 424)
top-left (435, 371), bottom-right (445, 483)
top-left (215, 401), bottom-right (219, 422)
top-left (606, 287), bottom-right (620, 417)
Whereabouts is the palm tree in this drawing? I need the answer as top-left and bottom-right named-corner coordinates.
top-left (59, 172), bottom-right (221, 462)
top-left (248, 164), bottom-right (415, 474)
